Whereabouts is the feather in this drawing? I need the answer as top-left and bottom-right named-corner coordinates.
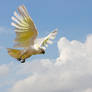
top-left (47, 40), bottom-right (53, 44)
top-left (11, 16), bottom-right (20, 24)
top-left (11, 5), bottom-right (38, 48)
top-left (14, 11), bottom-right (22, 21)
top-left (37, 29), bottom-right (58, 48)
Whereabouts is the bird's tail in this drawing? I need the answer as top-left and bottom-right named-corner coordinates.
top-left (7, 48), bottom-right (22, 59)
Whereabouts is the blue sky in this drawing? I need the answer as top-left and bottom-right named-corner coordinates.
top-left (0, 1), bottom-right (92, 92)
top-left (0, 0), bottom-right (92, 64)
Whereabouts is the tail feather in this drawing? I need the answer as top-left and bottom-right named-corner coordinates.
top-left (7, 48), bottom-right (22, 59)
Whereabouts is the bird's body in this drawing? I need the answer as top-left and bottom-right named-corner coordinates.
top-left (8, 45), bottom-right (45, 63)
top-left (7, 5), bottom-right (58, 63)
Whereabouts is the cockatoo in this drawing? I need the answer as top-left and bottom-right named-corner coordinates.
top-left (7, 5), bottom-right (58, 63)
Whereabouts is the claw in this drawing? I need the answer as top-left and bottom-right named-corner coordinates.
top-left (17, 58), bottom-right (25, 63)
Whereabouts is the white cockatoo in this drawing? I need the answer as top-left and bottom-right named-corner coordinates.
top-left (7, 5), bottom-right (58, 63)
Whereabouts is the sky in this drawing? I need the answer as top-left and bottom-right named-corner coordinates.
top-left (0, 0), bottom-right (92, 92)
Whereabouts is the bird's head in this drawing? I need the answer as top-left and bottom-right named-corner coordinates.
top-left (34, 44), bottom-right (45, 54)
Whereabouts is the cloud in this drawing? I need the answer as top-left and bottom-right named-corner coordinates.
top-left (1, 35), bottom-right (92, 92)
top-left (0, 64), bottom-right (9, 77)
top-left (56, 35), bottom-right (92, 64)
top-left (0, 64), bottom-right (10, 90)
top-left (83, 88), bottom-right (92, 92)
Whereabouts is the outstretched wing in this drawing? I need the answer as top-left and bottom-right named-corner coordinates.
top-left (11, 5), bottom-right (38, 48)
top-left (35, 29), bottom-right (58, 49)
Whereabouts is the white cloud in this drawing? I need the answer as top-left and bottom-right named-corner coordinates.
top-left (83, 88), bottom-right (92, 92)
top-left (1, 34), bottom-right (92, 92)
top-left (56, 37), bottom-right (88, 64)
top-left (0, 64), bottom-right (9, 77)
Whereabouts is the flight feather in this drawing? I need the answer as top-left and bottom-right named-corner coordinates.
top-left (11, 5), bottom-right (38, 48)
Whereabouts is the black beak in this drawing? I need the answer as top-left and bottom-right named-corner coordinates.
top-left (42, 50), bottom-right (45, 54)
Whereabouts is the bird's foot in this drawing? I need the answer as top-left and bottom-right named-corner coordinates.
top-left (17, 58), bottom-right (25, 63)
top-left (20, 59), bottom-right (25, 63)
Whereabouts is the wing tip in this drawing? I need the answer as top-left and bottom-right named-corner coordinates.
top-left (53, 28), bottom-right (58, 33)
top-left (18, 4), bottom-right (25, 8)
top-left (11, 22), bottom-right (16, 27)
top-left (11, 16), bottom-right (16, 21)
top-left (14, 11), bottom-right (17, 16)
